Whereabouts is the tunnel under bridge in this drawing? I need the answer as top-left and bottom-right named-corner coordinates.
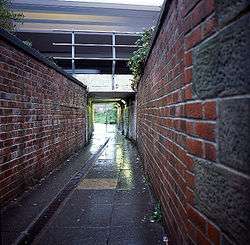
top-left (87, 91), bottom-right (137, 142)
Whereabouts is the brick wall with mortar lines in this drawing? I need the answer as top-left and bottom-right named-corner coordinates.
top-left (0, 36), bottom-right (87, 206)
top-left (136, 0), bottom-right (250, 244)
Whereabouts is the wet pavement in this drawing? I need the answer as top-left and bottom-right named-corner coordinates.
top-left (1, 124), bottom-right (165, 245)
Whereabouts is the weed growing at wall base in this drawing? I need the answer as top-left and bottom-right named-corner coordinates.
top-left (150, 203), bottom-right (163, 223)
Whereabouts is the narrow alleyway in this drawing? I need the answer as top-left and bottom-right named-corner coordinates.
top-left (1, 124), bottom-right (165, 245)
top-left (1, 0), bottom-right (249, 244)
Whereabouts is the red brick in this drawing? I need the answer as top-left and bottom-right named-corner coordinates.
top-left (186, 121), bottom-right (195, 135)
top-left (132, 0), bottom-right (249, 244)
top-left (194, 122), bottom-right (215, 141)
top-left (183, 0), bottom-right (200, 16)
top-left (187, 205), bottom-right (207, 234)
top-left (203, 101), bottom-right (217, 120)
top-left (205, 142), bottom-right (217, 161)
top-left (186, 137), bottom-right (204, 157)
top-left (207, 222), bottom-right (221, 245)
top-left (191, 0), bottom-right (215, 29)
top-left (186, 187), bottom-right (194, 205)
top-left (186, 102), bottom-right (202, 119)
top-left (197, 229), bottom-right (212, 245)
top-left (0, 37), bottom-right (87, 206)
top-left (202, 14), bottom-right (217, 38)
top-left (185, 25), bottom-right (202, 50)
top-left (186, 220), bottom-right (197, 243)
top-left (184, 68), bottom-right (192, 85)
top-left (184, 84), bottom-right (192, 100)
top-left (184, 51), bottom-right (192, 67)
top-left (184, 13), bottom-right (193, 33)
top-left (185, 170), bottom-right (195, 188)
top-left (185, 154), bottom-right (194, 171)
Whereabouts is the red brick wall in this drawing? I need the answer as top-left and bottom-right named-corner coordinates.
top-left (0, 35), bottom-right (87, 206)
top-left (137, 0), bottom-right (250, 244)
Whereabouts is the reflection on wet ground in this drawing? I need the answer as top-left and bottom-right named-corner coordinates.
top-left (35, 123), bottom-right (165, 245)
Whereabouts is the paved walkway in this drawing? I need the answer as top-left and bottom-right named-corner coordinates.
top-left (1, 124), bottom-right (165, 245)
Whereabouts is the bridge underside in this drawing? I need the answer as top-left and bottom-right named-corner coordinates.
top-left (13, 0), bottom-right (160, 76)
top-left (89, 91), bottom-right (135, 102)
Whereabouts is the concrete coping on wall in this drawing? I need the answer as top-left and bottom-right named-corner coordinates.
top-left (0, 29), bottom-right (87, 90)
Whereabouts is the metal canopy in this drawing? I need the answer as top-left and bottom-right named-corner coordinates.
top-left (15, 30), bottom-right (141, 78)
top-left (51, 30), bottom-right (140, 89)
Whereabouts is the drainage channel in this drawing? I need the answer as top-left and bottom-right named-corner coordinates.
top-left (14, 138), bottom-right (110, 245)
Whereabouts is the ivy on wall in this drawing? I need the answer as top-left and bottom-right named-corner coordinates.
top-left (0, 0), bottom-right (23, 31)
top-left (128, 27), bottom-right (154, 90)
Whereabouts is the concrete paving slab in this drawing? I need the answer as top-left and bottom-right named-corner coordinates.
top-left (1, 210), bottom-right (35, 232)
top-left (85, 168), bottom-right (118, 179)
top-left (36, 227), bottom-right (109, 245)
top-left (51, 203), bottom-right (113, 228)
top-left (70, 189), bottom-right (116, 205)
top-left (109, 223), bottom-right (165, 245)
top-left (111, 203), bottom-right (153, 226)
top-left (114, 189), bottom-right (155, 205)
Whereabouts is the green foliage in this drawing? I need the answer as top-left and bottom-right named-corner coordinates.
top-left (0, 0), bottom-right (24, 31)
top-left (47, 56), bottom-right (58, 66)
top-left (22, 40), bottom-right (32, 47)
top-left (150, 203), bottom-right (162, 223)
top-left (128, 27), bottom-right (154, 90)
top-left (94, 106), bottom-right (117, 124)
